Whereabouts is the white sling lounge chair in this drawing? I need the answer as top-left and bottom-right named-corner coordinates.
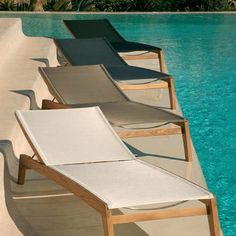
top-left (16, 107), bottom-right (220, 236)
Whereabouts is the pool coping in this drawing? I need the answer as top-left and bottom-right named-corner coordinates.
top-left (0, 11), bottom-right (236, 15)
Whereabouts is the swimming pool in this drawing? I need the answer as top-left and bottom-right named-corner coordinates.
top-left (1, 12), bottom-right (236, 235)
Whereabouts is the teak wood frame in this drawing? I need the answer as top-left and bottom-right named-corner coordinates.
top-left (18, 154), bottom-right (220, 236)
top-left (42, 99), bottom-right (192, 162)
top-left (121, 49), bottom-right (166, 73)
top-left (118, 76), bottom-right (176, 110)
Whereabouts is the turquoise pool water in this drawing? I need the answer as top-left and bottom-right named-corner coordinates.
top-left (1, 13), bottom-right (236, 235)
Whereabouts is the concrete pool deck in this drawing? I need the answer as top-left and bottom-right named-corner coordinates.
top-left (0, 18), bottom-right (221, 235)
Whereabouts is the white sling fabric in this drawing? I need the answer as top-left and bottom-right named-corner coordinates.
top-left (53, 160), bottom-right (213, 209)
top-left (16, 107), bottom-right (213, 210)
top-left (16, 107), bottom-right (133, 166)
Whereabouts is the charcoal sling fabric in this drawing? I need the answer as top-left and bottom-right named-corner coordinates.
top-left (63, 19), bottom-right (162, 53)
top-left (54, 38), bottom-right (170, 83)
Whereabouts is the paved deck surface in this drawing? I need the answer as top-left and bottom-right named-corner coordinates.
top-left (0, 18), bottom-right (221, 235)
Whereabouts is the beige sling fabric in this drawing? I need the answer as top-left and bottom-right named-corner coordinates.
top-left (39, 65), bottom-right (183, 126)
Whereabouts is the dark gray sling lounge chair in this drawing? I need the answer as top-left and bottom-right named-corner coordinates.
top-left (39, 64), bottom-right (192, 162)
top-left (54, 38), bottom-right (176, 110)
top-left (63, 19), bottom-right (166, 72)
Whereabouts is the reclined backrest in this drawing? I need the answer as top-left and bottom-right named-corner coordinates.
top-left (39, 65), bottom-right (129, 104)
top-left (64, 19), bottom-right (125, 43)
top-left (16, 107), bottom-right (134, 166)
top-left (54, 38), bottom-right (127, 67)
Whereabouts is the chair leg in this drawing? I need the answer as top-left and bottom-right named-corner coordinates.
top-left (18, 155), bottom-right (28, 185)
top-left (157, 49), bottom-right (166, 73)
top-left (175, 120), bottom-right (192, 162)
top-left (203, 198), bottom-right (221, 236)
top-left (166, 77), bottom-right (176, 110)
top-left (102, 209), bottom-right (114, 236)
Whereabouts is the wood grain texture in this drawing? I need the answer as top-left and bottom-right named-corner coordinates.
top-left (112, 207), bottom-right (207, 224)
top-left (117, 127), bottom-right (181, 138)
top-left (118, 81), bottom-right (168, 90)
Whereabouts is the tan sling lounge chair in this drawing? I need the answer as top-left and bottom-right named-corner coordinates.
top-left (39, 64), bottom-right (191, 161)
top-left (54, 38), bottom-right (176, 110)
top-left (63, 19), bottom-right (166, 72)
top-left (16, 107), bottom-right (220, 236)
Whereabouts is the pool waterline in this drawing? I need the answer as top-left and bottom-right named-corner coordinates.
top-left (1, 12), bottom-right (236, 235)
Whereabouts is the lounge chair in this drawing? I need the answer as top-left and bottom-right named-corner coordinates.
top-left (54, 38), bottom-right (176, 110)
top-left (16, 107), bottom-right (220, 236)
top-left (63, 19), bottom-right (166, 72)
top-left (39, 65), bottom-right (191, 161)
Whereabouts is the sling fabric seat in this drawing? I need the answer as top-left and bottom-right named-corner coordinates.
top-left (39, 64), bottom-right (191, 161)
top-left (16, 108), bottom-right (220, 236)
top-left (54, 38), bottom-right (176, 110)
top-left (63, 19), bottom-right (166, 72)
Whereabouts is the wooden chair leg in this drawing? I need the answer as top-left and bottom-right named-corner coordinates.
top-left (208, 198), bottom-right (221, 236)
top-left (175, 120), bottom-right (192, 162)
top-left (102, 208), bottom-right (114, 236)
top-left (166, 77), bottom-right (176, 110)
top-left (18, 154), bottom-right (28, 185)
top-left (202, 197), bottom-right (221, 236)
top-left (158, 49), bottom-right (166, 73)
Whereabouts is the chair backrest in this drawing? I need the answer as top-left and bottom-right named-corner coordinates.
top-left (16, 107), bottom-right (134, 166)
top-left (63, 19), bottom-right (125, 43)
top-left (39, 65), bottom-right (129, 104)
top-left (54, 38), bottom-right (127, 67)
